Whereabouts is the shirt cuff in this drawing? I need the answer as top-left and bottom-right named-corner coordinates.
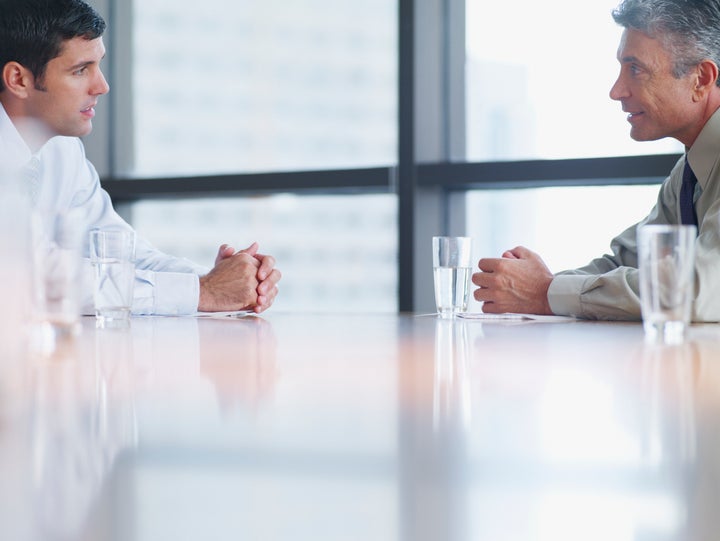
top-left (547, 274), bottom-right (591, 317)
top-left (133, 269), bottom-right (200, 316)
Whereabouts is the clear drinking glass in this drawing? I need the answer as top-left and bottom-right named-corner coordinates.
top-left (432, 236), bottom-right (472, 319)
top-left (42, 212), bottom-right (84, 336)
top-left (637, 224), bottom-right (696, 343)
top-left (89, 229), bottom-right (136, 326)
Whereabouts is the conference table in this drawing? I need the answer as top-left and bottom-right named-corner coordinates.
top-left (1, 311), bottom-right (719, 541)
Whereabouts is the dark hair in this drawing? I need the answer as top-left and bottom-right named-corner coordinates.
top-left (612, 0), bottom-right (720, 86)
top-left (0, 0), bottom-right (106, 92)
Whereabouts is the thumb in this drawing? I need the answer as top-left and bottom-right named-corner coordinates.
top-left (509, 246), bottom-right (537, 260)
top-left (215, 244), bottom-right (235, 265)
top-left (219, 243), bottom-right (235, 255)
top-left (237, 241), bottom-right (259, 257)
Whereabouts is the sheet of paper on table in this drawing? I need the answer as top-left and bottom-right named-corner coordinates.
top-left (193, 310), bottom-right (255, 318)
top-left (457, 312), bottom-right (577, 322)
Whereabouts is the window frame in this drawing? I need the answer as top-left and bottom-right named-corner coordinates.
top-left (90, 0), bottom-right (675, 313)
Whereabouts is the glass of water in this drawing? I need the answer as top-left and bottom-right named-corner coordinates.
top-left (432, 236), bottom-right (472, 318)
top-left (637, 224), bottom-right (696, 343)
top-left (89, 229), bottom-right (136, 326)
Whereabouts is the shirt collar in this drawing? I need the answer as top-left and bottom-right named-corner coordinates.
top-left (0, 101), bottom-right (33, 173)
top-left (687, 107), bottom-right (720, 190)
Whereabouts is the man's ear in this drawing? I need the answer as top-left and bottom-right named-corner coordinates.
top-left (2, 61), bottom-right (34, 98)
top-left (692, 59), bottom-right (719, 102)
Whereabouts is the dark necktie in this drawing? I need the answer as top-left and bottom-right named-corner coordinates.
top-left (680, 157), bottom-right (698, 227)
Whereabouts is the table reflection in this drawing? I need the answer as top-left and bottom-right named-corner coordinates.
top-left (6, 313), bottom-right (720, 541)
top-left (639, 340), bottom-right (700, 466)
top-left (655, 335), bottom-right (720, 541)
top-left (198, 317), bottom-right (278, 417)
top-left (433, 318), bottom-right (471, 432)
top-left (634, 335), bottom-right (720, 541)
top-left (439, 321), bottom-right (711, 541)
top-left (18, 315), bottom-right (282, 540)
top-left (400, 317), bottom-right (472, 541)
top-left (29, 326), bottom-right (138, 541)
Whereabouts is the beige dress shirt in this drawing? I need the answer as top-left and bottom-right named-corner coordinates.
top-left (548, 107), bottom-right (720, 322)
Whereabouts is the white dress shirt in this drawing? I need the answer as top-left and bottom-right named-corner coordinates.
top-left (0, 102), bottom-right (207, 315)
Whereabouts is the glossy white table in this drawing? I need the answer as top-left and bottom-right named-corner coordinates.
top-left (1, 313), bottom-right (718, 541)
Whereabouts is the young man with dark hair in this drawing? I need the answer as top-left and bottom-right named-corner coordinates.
top-left (0, 0), bottom-right (281, 316)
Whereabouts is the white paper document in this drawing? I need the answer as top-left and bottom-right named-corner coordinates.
top-left (138, 310), bottom-right (255, 319)
top-left (457, 312), bottom-right (577, 322)
top-left (193, 310), bottom-right (255, 319)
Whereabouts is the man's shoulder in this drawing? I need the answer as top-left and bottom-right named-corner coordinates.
top-left (37, 136), bottom-right (94, 185)
top-left (40, 135), bottom-right (85, 156)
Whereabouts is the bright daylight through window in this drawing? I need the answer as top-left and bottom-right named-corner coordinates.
top-left (464, 0), bottom-right (681, 312)
top-left (124, 0), bottom-right (398, 313)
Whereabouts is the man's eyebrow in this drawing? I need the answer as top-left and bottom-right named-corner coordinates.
top-left (68, 60), bottom-right (95, 70)
top-left (620, 55), bottom-right (641, 64)
top-left (67, 54), bottom-right (106, 71)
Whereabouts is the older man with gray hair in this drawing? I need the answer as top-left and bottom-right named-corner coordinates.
top-left (472, 0), bottom-right (720, 322)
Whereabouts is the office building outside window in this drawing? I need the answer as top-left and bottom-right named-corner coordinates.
top-left (124, 0), bottom-right (398, 312)
top-left (129, 0), bottom-right (396, 176)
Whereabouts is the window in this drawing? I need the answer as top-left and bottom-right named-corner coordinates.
top-left (460, 0), bottom-right (679, 314)
top-left (465, 184), bottom-right (660, 312)
top-left (131, 194), bottom-right (398, 313)
top-left (113, 0), bottom-right (399, 313)
top-left (127, 0), bottom-right (397, 177)
top-left (465, 0), bottom-right (683, 161)
top-left (94, 0), bottom-right (683, 313)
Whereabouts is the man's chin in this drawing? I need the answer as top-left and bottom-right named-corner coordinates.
top-left (77, 121), bottom-right (94, 137)
top-left (629, 128), bottom-right (664, 143)
top-left (66, 122), bottom-right (94, 139)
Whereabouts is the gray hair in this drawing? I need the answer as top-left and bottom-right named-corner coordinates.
top-left (612, 0), bottom-right (720, 85)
